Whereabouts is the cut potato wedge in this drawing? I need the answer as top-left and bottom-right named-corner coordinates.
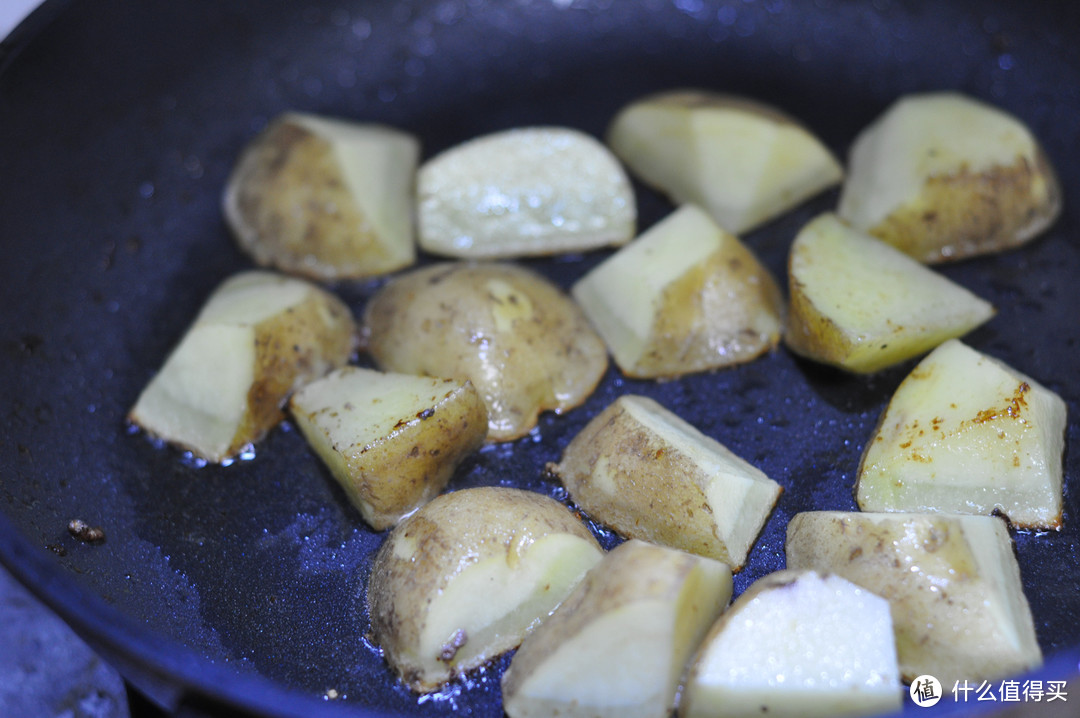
top-left (289, 367), bottom-right (488, 530)
top-left (223, 112), bottom-right (419, 280)
top-left (680, 570), bottom-right (902, 718)
top-left (606, 90), bottom-right (842, 234)
top-left (786, 511), bottom-right (1042, 686)
top-left (837, 92), bottom-right (1061, 263)
top-left (857, 339), bottom-right (1067, 529)
top-left (503, 540), bottom-right (732, 718)
top-left (572, 204), bottom-right (783, 378)
top-left (129, 271), bottom-right (356, 463)
top-left (362, 262), bottom-right (608, 441)
top-left (366, 487), bottom-right (604, 692)
top-left (417, 126), bottom-right (635, 257)
top-left (547, 394), bottom-right (781, 569)
top-left (784, 213), bottom-right (995, 373)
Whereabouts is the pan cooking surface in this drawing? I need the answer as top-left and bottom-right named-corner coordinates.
top-left (1, 0), bottom-right (1078, 715)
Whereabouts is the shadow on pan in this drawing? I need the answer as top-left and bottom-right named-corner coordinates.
top-left (1, 0), bottom-right (1078, 716)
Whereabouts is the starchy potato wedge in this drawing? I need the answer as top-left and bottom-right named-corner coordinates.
top-left (786, 512), bottom-right (1042, 686)
top-left (362, 262), bottom-right (608, 441)
top-left (223, 112), bottom-right (419, 280)
top-left (502, 540), bottom-right (732, 718)
top-left (837, 92), bottom-right (1061, 263)
top-left (784, 213), bottom-right (995, 373)
top-left (680, 570), bottom-right (902, 718)
top-left (366, 487), bottom-right (604, 692)
top-left (129, 271), bottom-right (356, 463)
top-left (572, 204), bottom-right (783, 378)
top-left (289, 367), bottom-right (487, 530)
top-left (857, 339), bottom-right (1067, 530)
top-left (547, 394), bottom-right (781, 569)
top-left (606, 90), bottom-right (842, 234)
top-left (417, 127), bottom-right (635, 258)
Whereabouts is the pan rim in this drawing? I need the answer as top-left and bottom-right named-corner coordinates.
top-left (1, 1), bottom-right (1077, 716)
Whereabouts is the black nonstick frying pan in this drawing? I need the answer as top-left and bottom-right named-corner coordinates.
top-left (2, 1), bottom-right (1079, 716)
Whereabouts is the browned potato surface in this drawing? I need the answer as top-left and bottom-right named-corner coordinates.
top-left (783, 213), bottom-right (994, 373)
top-left (289, 367), bottom-right (488, 530)
top-left (855, 339), bottom-right (1067, 530)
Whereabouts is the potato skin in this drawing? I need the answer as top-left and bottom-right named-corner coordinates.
top-left (223, 114), bottom-right (417, 280)
top-left (362, 262), bottom-right (608, 441)
top-left (238, 282), bottom-right (357, 449)
top-left (128, 271), bottom-right (358, 462)
top-left (785, 512), bottom-right (1042, 685)
top-left (633, 240), bottom-right (783, 378)
top-left (366, 487), bottom-right (602, 692)
top-left (783, 269), bottom-right (849, 369)
top-left (870, 149), bottom-right (1061, 263)
top-left (547, 395), bottom-right (779, 568)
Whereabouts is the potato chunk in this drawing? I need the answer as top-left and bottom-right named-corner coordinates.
top-left (606, 90), bottom-right (842, 234)
top-left (786, 512), bottom-right (1042, 685)
top-left (417, 127), bottom-right (635, 258)
top-left (857, 340), bottom-right (1067, 529)
top-left (837, 92), bottom-right (1061, 263)
top-left (129, 271), bottom-right (356, 463)
top-left (784, 213), bottom-right (995, 373)
top-left (289, 367), bottom-right (488, 530)
top-left (547, 394), bottom-right (781, 569)
top-left (680, 570), bottom-right (902, 718)
top-left (502, 540), bottom-right (732, 718)
top-left (572, 204), bottom-right (783, 378)
top-left (223, 112), bottom-right (419, 280)
top-left (362, 262), bottom-right (608, 441)
top-left (366, 487), bottom-right (604, 692)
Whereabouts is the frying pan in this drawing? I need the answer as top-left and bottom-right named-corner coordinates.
top-left (1, 0), bottom-right (1078, 716)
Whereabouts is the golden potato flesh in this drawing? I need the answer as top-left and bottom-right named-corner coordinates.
top-left (288, 367), bottom-right (488, 530)
top-left (572, 204), bottom-right (783, 378)
top-left (417, 127), bottom-right (636, 258)
top-left (837, 92), bottom-right (1061, 263)
top-left (784, 213), bottom-right (995, 373)
top-left (128, 271), bottom-right (356, 463)
top-left (502, 540), bottom-right (732, 718)
top-left (856, 339), bottom-right (1067, 530)
top-left (547, 394), bottom-right (781, 569)
top-left (223, 112), bottom-right (419, 280)
top-left (606, 90), bottom-right (842, 234)
top-left (786, 511), bottom-right (1042, 686)
top-left (680, 570), bottom-right (901, 718)
top-left (366, 487), bottom-right (604, 692)
top-left (362, 262), bottom-right (608, 441)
